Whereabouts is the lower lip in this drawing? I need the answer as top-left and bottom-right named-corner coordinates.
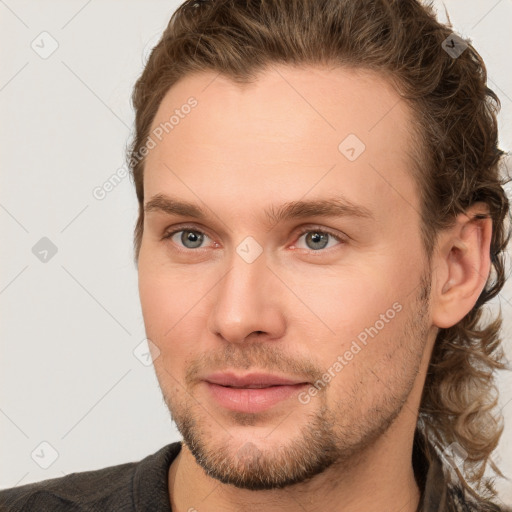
top-left (205, 382), bottom-right (309, 413)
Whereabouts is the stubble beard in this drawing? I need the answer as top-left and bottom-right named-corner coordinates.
top-left (157, 271), bottom-right (431, 491)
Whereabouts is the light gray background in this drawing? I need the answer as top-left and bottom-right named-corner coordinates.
top-left (1, 0), bottom-right (512, 506)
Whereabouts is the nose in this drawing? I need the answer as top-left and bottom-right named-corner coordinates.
top-left (207, 246), bottom-right (286, 344)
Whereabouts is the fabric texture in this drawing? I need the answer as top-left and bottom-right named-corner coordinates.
top-left (0, 432), bottom-right (508, 511)
top-left (0, 443), bottom-right (179, 512)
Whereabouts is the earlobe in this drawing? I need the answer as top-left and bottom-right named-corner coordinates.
top-left (431, 203), bottom-right (492, 329)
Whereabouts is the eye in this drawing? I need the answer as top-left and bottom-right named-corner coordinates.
top-left (162, 226), bottom-right (213, 250)
top-left (161, 225), bottom-right (346, 252)
top-left (292, 227), bottom-right (346, 251)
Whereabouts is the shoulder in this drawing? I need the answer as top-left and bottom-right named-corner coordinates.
top-left (0, 460), bottom-right (137, 512)
top-left (0, 442), bottom-right (181, 512)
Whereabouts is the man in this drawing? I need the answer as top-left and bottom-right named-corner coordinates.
top-left (1, 0), bottom-right (510, 510)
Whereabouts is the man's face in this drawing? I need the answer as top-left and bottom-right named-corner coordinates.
top-left (138, 65), bottom-right (434, 490)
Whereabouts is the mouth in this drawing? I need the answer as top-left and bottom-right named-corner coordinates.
top-left (203, 377), bottom-right (310, 414)
top-left (215, 384), bottom-right (285, 389)
top-left (203, 371), bottom-right (309, 388)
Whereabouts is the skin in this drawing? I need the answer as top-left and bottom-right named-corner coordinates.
top-left (137, 65), bottom-right (492, 512)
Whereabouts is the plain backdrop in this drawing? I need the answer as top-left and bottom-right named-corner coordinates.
top-left (1, 0), bottom-right (512, 506)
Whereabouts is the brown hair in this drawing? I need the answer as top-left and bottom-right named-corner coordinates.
top-left (126, 0), bottom-right (511, 501)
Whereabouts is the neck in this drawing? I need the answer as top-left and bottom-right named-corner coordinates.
top-left (168, 417), bottom-right (422, 512)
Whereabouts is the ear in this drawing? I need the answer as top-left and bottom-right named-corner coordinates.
top-left (431, 202), bottom-right (492, 329)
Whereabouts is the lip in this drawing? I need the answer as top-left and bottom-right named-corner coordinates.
top-left (202, 372), bottom-right (310, 414)
top-left (204, 371), bottom-right (308, 388)
top-left (205, 381), bottom-right (309, 413)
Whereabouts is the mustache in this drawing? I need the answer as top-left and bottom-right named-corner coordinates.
top-left (184, 343), bottom-right (323, 387)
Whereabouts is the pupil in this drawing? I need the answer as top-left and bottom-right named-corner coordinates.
top-left (182, 230), bottom-right (203, 248)
top-left (308, 232), bottom-right (328, 250)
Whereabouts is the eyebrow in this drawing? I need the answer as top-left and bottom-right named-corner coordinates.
top-left (144, 193), bottom-right (374, 227)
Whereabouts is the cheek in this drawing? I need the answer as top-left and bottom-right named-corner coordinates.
top-left (138, 241), bottom-right (202, 329)
top-left (313, 302), bottom-right (415, 410)
top-left (296, 271), bottom-right (396, 339)
top-left (138, 260), bottom-right (207, 376)
top-left (288, 261), bottom-right (411, 379)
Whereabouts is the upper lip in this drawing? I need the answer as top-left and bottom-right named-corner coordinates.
top-left (204, 372), bottom-right (309, 388)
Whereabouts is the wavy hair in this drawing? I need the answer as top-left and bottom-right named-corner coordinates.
top-left (126, 0), bottom-right (512, 501)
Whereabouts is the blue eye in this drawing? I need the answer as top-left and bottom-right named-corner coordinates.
top-left (163, 228), bottom-right (211, 249)
top-left (162, 225), bottom-right (346, 252)
top-left (294, 229), bottom-right (344, 251)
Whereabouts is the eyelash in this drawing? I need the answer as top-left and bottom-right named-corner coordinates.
top-left (161, 224), bottom-right (346, 253)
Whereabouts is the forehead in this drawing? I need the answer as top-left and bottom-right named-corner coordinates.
top-left (144, 65), bottom-right (421, 225)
